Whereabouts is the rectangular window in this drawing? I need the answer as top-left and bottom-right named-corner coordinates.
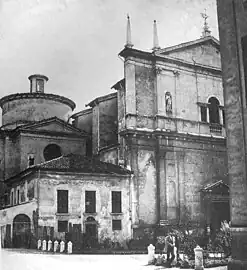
top-left (58, 221), bottom-right (68, 232)
top-left (200, 106), bottom-right (207, 122)
top-left (241, 35), bottom-right (247, 105)
top-left (57, 190), bottom-right (68, 213)
top-left (85, 191), bottom-right (96, 213)
top-left (112, 220), bottom-right (122, 231)
top-left (112, 191), bottom-right (122, 213)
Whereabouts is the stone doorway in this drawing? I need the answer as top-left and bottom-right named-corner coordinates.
top-left (201, 180), bottom-right (230, 237)
top-left (211, 201), bottom-right (230, 234)
top-left (84, 217), bottom-right (98, 248)
top-left (13, 214), bottom-right (31, 248)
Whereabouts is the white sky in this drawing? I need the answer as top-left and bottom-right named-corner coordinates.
top-left (0, 0), bottom-right (218, 114)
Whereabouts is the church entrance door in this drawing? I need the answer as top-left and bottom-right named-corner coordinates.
top-left (211, 201), bottom-right (230, 235)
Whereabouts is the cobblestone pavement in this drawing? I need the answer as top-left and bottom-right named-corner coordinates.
top-left (0, 249), bottom-right (227, 270)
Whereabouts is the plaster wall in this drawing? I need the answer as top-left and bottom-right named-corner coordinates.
top-left (19, 134), bottom-right (86, 173)
top-left (37, 173), bottom-right (131, 244)
top-left (2, 98), bottom-right (73, 128)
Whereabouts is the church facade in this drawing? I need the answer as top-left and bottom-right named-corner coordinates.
top-left (73, 19), bottom-right (229, 238)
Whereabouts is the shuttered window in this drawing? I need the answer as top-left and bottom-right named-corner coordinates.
top-left (112, 191), bottom-right (122, 213)
top-left (57, 190), bottom-right (68, 213)
top-left (85, 191), bottom-right (96, 213)
top-left (112, 220), bottom-right (122, 230)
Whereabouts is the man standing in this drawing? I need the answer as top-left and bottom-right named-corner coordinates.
top-left (166, 232), bottom-right (175, 267)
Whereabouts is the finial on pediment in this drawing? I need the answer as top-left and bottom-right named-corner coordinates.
top-left (125, 14), bottom-right (134, 48)
top-left (152, 20), bottom-right (160, 52)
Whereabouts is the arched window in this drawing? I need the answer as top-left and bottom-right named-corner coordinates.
top-left (208, 97), bottom-right (220, 124)
top-left (43, 144), bottom-right (62, 161)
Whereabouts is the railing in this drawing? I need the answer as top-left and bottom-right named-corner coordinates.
top-left (123, 113), bottom-right (226, 137)
top-left (209, 124), bottom-right (222, 134)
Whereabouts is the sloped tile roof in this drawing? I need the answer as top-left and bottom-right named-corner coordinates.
top-left (37, 154), bottom-right (131, 175)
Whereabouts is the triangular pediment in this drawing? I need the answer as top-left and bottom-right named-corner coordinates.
top-left (157, 36), bottom-right (221, 69)
top-left (19, 117), bottom-right (87, 136)
top-left (202, 180), bottom-right (229, 195)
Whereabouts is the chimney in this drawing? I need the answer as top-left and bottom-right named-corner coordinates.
top-left (28, 74), bottom-right (49, 93)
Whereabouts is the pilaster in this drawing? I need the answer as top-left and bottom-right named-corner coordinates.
top-left (125, 59), bottom-right (136, 128)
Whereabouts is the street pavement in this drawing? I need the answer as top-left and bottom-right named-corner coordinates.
top-left (0, 249), bottom-right (227, 270)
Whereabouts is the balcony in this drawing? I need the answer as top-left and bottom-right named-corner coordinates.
top-left (209, 123), bottom-right (222, 134)
top-left (123, 113), bottom-right (226, 138)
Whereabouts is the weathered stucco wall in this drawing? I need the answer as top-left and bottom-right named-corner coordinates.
top-left (157, 66), bottom-right (223, 122)
top-left (73, 109), bottom-right (92, 134)
top-left (163, 43), bottom-right (222, 68)
top-left (19, 134), bottom-right (86, 173)
top-left (135, 66), bottom-right (155, 119)
top-left (92, 106), bottom-right (99, 155)
top-left (99, 147), bottom-right (118, 165)
top-left (0, 201), bottom-right (37, 244)
top-left (126, 135), bottom-right (227, 227)
top-left (118, 88), bottom-right (125, 132)
top-left (2, 98), bottom-right (73, 128)
top-left (136, 149), bottom-right (157, 225)
top-left (38, 173), bottom-right (131, 244)
top-left (98, 97), bottom-right (118, 149)
top-left (4, 136), bottom-right (21, 179)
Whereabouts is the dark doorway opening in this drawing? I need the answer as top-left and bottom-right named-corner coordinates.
top-left (211, 201), bottom-right (230, 235)
top-left (84, 217), bottom-right (98, 249)
top-left (13, 214), bottom-right (31, 248)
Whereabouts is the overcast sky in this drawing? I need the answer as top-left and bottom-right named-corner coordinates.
top-left (0, 0), bottom-right (218, 114)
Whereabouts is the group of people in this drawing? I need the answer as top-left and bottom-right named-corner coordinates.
top-left (163, 231), bottom-right (179, 267)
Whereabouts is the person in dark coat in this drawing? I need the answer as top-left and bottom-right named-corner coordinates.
top-left (166, 232), bottom-right (175, 267)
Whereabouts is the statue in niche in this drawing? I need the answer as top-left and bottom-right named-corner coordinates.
top-left (165, 92), bottom-right (172, 113)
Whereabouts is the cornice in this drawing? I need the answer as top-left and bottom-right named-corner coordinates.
top-left (71, 108), bottom-right (92, 119)
top-left (86, 92), bottom-right (117, 108)
top-left (119, 47), bottom-right (222, 76)
top-left (98, 143), bottom-right (120, 153)
top-left (0, 92), bottom-right (76, 110)
top-left (119, 128), bottom-right (226, 145)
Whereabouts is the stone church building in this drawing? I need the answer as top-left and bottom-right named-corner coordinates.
top-left (72, 18), bottom-right (229, 237)
top-left (0, 17), bottom-right (230, 249)
top-left (0, 74), bottom-right (132, 249)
